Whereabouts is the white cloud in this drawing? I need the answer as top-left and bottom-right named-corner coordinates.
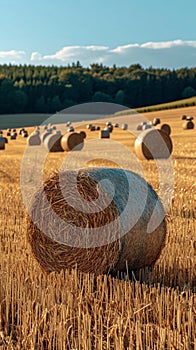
top-left (29, 40), bottom-right (196, 68)
top-left (0, 50), bottom-right (25, 60)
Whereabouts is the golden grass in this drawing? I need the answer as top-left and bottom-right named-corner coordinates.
top-left (0, 106), bottom-right (195, 349)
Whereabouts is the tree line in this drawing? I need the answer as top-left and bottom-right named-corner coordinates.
top-left (0, 62), bottom-right (196, 114)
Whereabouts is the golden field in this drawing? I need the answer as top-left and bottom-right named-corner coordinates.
top-left (0, 106), bottom-right (195, 349)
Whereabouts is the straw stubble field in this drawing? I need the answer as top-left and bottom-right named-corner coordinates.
top-left (0, 107), bottom-right (195, 349)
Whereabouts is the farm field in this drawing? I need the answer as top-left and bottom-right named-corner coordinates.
top-left (0, 106), bottom-right (195, 349)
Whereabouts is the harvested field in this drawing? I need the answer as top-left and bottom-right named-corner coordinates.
top-left (0, 106), bottom-right (195, 349)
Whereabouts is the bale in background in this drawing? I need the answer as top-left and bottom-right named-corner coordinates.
top-left (134, 129), bottom-right (173, 160)
top-left (153, 118), bottom-right (161, 126)
top-left (27, 133), bottom-right (41, 146)
top-left (44, 132), bottom-right (64, 152)
top-left (182, 120), bottom-right (194, 129)
top-left (80, 131), bottom-right (86, 139)
top-left (61, 132), bottom-right (84, 151)
top-left (27, 168), bottom-right (166, 275)
top-left (181, 115), bottom-right (187, 120)
top-left (41, 130), bottom-right (52, 143)
top-left (156, 123), bottom-right (171, 136)
top-left (122, 123), bottom-right (128, 130)
top-left (0, 136), bottom-right (5, 150)
top-left (10, 133), bottom-right (17, 140)
top-left (99, 129), bottom-right (110, 139)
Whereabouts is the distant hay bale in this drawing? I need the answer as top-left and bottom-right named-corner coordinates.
top-left (10, 133), bottom-right (17, 140)
top-left (22, 130), bottom-right (28, 138)
top-left (27, 133), bottom-right (41, 146)
top-left (106, 124), bottom-right (113, 133)
top-left (90, 125), bottom-right (96, 131)
top-left (41, 131), bottom-right (52, 143)
top-left (137, 124), bottom-right (143, 131)
top-left (156, 123), bottom-right (171, 136)
top-left (153, 118), bottom-right (161, 126)
top-left (86, 124), bottom-right (92, 129)
top-left (182, 120), bottom-right (194, 130)
top-left (181, 115), bottom-right (187, 120)
top-left (3, 137), bottom-right (8, 144)
top-left (44, 133), bottom-right (64, 152)
top-left (67, 126), bottom-right (75, 132)
top-left (83, 158), bottom-right (121, 168)
top-left (27, 168), bottom-right (166, 275)
top-left (106, 121), bottom-right (112, 126)
top-left (122, 123), bottom-right (128, 130)
top-left (114, 123), bottom-right (119, 128)
top-left (186, 116), bottom-right (194, 121)
top-left (142, 123), bottom-right (152, 130)
top-left (96, 126), bottom-right (101, 131)
top-left (0, 136), bottom-right (5, 150)
top-left (19, 128), bottom-right (25, 135)
top-left (134, 129), bottom-right (173, 160)
top-left (61, 132), bottom-right (84, 151)
top-left (99, 129), bottom-right (110, 139)
top-left (80, 131), bottom-right (86, 139)
top-left (0, 130), bottom-right (3, 135)
top-left (7, 131), bottom-right (11, 136)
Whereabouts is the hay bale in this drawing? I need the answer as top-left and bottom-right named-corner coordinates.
top-left (67, 126), bottom-right (75, 132)
top-left (122, 123), bottom-right (128, 130)
top-left (7, 131), bottom-right (11, 136)
top-left (61, 132), bottom-right (84, 151)
top-left (0, 131), bottom-right (3, 135)
top-left (153, 118), bottom-right (161, 126)
top-left (44, 133), bottom-right (64, 152)
top-left (186, 116), bottom-right (194, 121)
top-left (19, 128), bottom-right (25, 135)
top-left (106, 121), bottom-right (112, 126)
top-left (114, 123), bottom-right (119, 128)
top-left (27, 133), bottom-right (41, 146)
top-left (134, 129), bottom-right (173, 160)
top-left (96, 126), bottom-right (100, 131)
top-left (142, 123), bottom-right (152, 130)
top-left (156, 123), bottom-right (171, 135)
top-left (137, 124), bottom-right (143, 131)
top-left (22, 130), bottom-right (28, 137)
top-left (80, 131), bottom-right (86, 139)
top-left (181, 115), bottom-right (187, 120)
top-left (26, 168), bottom-right (166, 275)
top-left (86, 124), bottom-right (92, 129)
top-left (106, 124), bottom-right (113, 133)
top-left (99, 129), bottom-right (110, 139)
top-left (41, 131), bottom-right (52, 143)
top-left (0, 136), bottom-right (5, 150)
top-left (182, 120), bottom-right (194, 130)
top-left (3, 137), bottom-right (8, 144)
top-left (10, 133), bottom-right (17, 140)
top-left (89, 125), bottom-right (96, 131)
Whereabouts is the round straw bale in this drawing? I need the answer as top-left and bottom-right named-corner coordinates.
top-left (181, 115), bottom-right (187, 120)
top-left (86, 124), bottom-right (92, 129)
top-left (10, 133), bottom-right (17, 140)
top-left (107, 124), bottom-right (113, 133)
top-left (186, 116), bottom-right (194, 121)
top-left (19, 128), bottom-right (25, 135)
top-left (142, 123), bottom-right (151, 130)
top-left (137, 124), bottom-right (143, 131)
top-left (41, 131), bottom-right (52, 143)
top-left (99, 129), bottom-right (110, 139)
top-left (0, 136), bottom-right (5, 150)
top-left (26, 168), bottom-right (166, 275)
top-left (96, 126), bottom-right (100, 131)
top-left (22, 130), bottom-right (28, 137)
top-left (0, 130), bottom-right (3, 135)
top-left (67, 126), bottom-right (75, 132)
top-left (3, 137), bottom-right (8, 144)
top-left (83, 158), bottom-right (120, 168)
top-left (27, 133), bottom-right (41, 146)
top-left (90, 125), bottom-right (96, 131)
top-left (122, 123), bottom-right (128, 130)
top-left (155, 123), bottom-right (171, 135)
top-left (61, 132), bottom-right (84, 151)
top-left (114, 123), bottom-right (119, 128)
top-left (80, 131), bottom-right (86, 139)
top-left (44, 133), bottom-right (64, 152)
top-left (182, 120), bottom-right (194, 129)
top-left (106, 121), bottom-right (112, 126)
top-left (153, 118), bottom-right (161, 126)
top-left (7, 131), bottom-right (11, 136)
top-left (134, 129), bottom-right (173, 160)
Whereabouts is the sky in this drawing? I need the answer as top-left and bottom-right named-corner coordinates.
top-left (0, 0), bottom-right (196, 68)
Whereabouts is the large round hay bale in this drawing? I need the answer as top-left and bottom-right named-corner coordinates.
top-left (27, 133), bottom-right (41, 146)
top-left (99, 129), bottom-right (110, 139)
top-left (61, 132), bottom-right (84, 151)
top-left (134, 129), bottom-right (173, 160)
top-left (0, 136), bottom-right (5, 150)
top-left (183, 120), bottom-right (194, 129)
top-left (26, 168), bottom-right (166, 275)
top-left (44, 133), bottom-right (64, 152)
top-left (10, 133), bottom-right (17, 140)
top-left (156, 123), bottom-right (171, 135)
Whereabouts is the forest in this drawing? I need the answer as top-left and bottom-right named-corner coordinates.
top-left (0, 62), bottom-right (196, 114)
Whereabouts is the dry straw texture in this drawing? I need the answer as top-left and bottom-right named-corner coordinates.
top-left (27, 167), bottom-right (166, 275)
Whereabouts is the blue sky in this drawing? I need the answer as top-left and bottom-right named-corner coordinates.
top-left (0, 0), bottom-right (196, 68)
